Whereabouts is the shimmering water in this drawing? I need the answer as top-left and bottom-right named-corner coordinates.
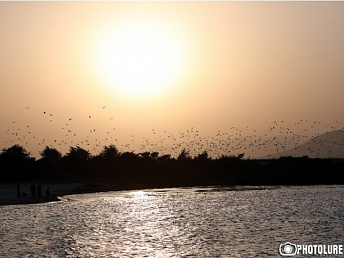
top-left (1, 185), bottom-right (344, 257)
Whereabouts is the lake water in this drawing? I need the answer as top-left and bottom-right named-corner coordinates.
top-left (1, 185), bottom-right (344, 257)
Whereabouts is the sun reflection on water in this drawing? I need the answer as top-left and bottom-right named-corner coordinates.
top-left (131, 190), bottom-right (147, 198)
top-left (1, 186), bottom-right (344, 257)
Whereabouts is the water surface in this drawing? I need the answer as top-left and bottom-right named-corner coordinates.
top-left (1, 185), bottom-right (344, 257)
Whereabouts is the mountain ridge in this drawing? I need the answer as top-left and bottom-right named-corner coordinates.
top-left (260, 130), bottom-right (344, 159)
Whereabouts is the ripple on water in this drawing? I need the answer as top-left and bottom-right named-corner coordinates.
top-left (1, 185), bottom-right (344, 257)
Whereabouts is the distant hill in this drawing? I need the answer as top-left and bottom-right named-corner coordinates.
top-left (261, 130), bottom-right (344, 159)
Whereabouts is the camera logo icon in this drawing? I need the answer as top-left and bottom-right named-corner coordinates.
top-left (279, 242), bottom-right (298, 256)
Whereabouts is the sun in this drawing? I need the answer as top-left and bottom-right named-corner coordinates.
top-left (94, 18), bottom-right (186, 99)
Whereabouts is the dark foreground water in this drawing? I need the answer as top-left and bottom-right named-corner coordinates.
top-left (1, 185), bottom-right (344, 257)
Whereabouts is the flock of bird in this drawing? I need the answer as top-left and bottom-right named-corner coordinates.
top-left (1, 106), bottom-right (344, 159)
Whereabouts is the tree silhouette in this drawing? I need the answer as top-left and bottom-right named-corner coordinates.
top-left (159, 154), bottom-right (171, 160)
top-left (177, 149), bottom-right (192, 161)
top-left (138, 151), bottom-right (159, 159)
top-left (150, 152), bottom-right (159, 159)
top-left (99, 144), bottom-right (119, 160)
top-left (120, 151), bottom-right (138, 160)
top-left (40, 146), bottom-right (62, 163)
top-left (0, 144), bottom-right (31, 162)
top-left (0, 144), bottom-right (34, 181)
top-left (139, 151), bottom-right (151, 159)
top-left (66, 146), bottom-right (91, 161)
top-left (195, 150), bottom-right (209, 160)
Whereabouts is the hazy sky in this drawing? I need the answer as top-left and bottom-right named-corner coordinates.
top-left (1, 2), bottom-right (344, 158)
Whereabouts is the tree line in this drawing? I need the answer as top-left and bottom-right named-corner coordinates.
top-left (1, 144), bottom-right (344, 190)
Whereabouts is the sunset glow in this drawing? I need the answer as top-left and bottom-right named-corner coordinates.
top-left (93, 17), bottom-right (186, 98)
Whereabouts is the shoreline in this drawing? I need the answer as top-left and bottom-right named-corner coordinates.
top-left (0, 196), bottom-right (60, 206)
top-left (1, 182), bottom-right (343, 207)
top-left (0, 182), bottom-right (81, 206)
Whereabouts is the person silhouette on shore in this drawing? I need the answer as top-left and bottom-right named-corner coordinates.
top-left (30, 184), bottom-right (36, 198)
top-left (37, 185), bottom-right (42, 198)
top-left (17, 184), bottom-right (21, 198)
top-left (46, 187), bottom-right (51, 200)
